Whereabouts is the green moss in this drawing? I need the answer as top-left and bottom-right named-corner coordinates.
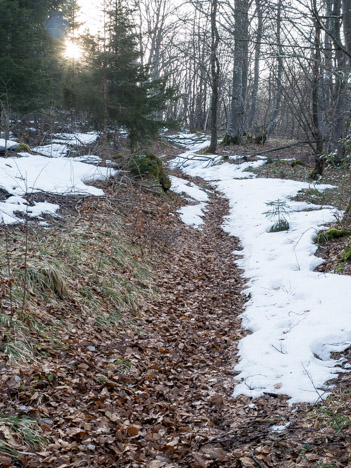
top-left (316, 228), bottom-right (350, 244)
top-left (255, 130), bottom-right (267, 145)
top-left (129, 152), bottom-right (171, 191)
top-left (342, 246), bottom-right (351, 261)
top-left (17, 143), bottom-right (31, 152)
top-left (220, 133), bottom-right (242, 146)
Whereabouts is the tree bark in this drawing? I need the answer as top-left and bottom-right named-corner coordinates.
top-left (343, 0), bottom-right (351, 57)
top-left (247, 0), bottom-right (263, 132)
top-left (311, 7), bottom-right (324, 179)
top-left (224, 0), bottom-right (249, 145)
top-left (331, 0), bottom-right (346, 164)
top-left (266, 0), bottom-right (283, 138)
top-left (208, 0), bottom-right (220, 153)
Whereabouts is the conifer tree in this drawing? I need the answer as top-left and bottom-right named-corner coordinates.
top-left (0, 0), bottom-right (76, 138)
top-left (80, 0), bottom-right (178, 151)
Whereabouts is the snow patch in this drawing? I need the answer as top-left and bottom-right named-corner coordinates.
top-left (0, 155), bottom-right (115, 224)
top-left (170, 175), bottom-right (208, 229)
top-left (0, 139), bottom-right (19, 151)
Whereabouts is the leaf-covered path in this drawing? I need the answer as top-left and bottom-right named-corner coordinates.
top-left (115, 178), bottom-right (296, 467)
top-left (134, 184), bottom-right (246, 466)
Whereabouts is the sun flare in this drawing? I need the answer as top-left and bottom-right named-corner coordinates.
top-left (64, 40), bottom-right (83, 60)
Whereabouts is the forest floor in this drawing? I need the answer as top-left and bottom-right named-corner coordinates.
top-left (0, 136), bottom-right (350, 466)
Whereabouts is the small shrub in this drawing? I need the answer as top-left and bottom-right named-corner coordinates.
top-left (264, 199), bottom-right (290, 232)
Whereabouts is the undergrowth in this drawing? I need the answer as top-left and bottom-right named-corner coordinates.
top-left (0, 415), bottom-right (46, 458)
top-left (0, 206), bottom-right (153, 361)
top-left (0, 197), bottom-right (154, 455)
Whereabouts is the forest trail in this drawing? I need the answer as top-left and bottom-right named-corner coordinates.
top-left (123, 175), bottom-right (296, 467)
top-left (136, 183), bottom-right (246, 465)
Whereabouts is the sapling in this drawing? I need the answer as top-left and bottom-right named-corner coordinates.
top-left (264, 199), bottom-right (290, 232)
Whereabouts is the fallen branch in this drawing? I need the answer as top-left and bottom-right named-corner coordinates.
top-left (245, 140), bottom-right (310, 157)
top-left (251, 451), bottom-right (267, 468)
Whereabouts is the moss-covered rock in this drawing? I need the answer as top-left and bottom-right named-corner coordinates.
top-left (17, 143), bottom-right (31, 153)
top-left (316, 228), bottom-right (350, 244)
top-left (129, 152), bottom-right (171, 191)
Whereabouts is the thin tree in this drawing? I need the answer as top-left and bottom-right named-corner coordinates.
top-left (208, 0), bottom-right (220, 153)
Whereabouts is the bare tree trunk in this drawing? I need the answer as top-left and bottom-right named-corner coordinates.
top-left (343, 0), bottom-right (351, 56)
top-left (208, 0), bottom-right (220, 153)
top-left (224, 0), bottom-right (249, 145)
top-left (247, 0), bottom-right (263, 132)
top-left (102, 72), bottom-right (108, 165)
top-left (311, 8), bottom-right (324, 179)
top-left (102, 2), bottom-right (108, 165)
top-left (331, 0), bottom-right (346, 163)
top-left (266, 0), bottom-right (283, 138)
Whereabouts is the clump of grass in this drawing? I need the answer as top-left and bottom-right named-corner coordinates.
top-left (25, 263), bottom-right (69, 298)
top-left (0, 440), bottom-right (20, 457)
top-left (0, 415), bottom-right (46, 457)
top-left (0, 199), bottom-right (154, 362)
top-left (314, 406), bottom-right (351, 433)
top-left (2, 337), bottom-right (33, 362)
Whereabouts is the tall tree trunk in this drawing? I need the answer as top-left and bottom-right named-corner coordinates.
top-left (266, 0), bottom-right (283, 138)
top-left (247, 0), bottom-right (263, 132)
top-left (343, 0), bottom-right (351, 57)
top-left (102, 71), bottom-right (108, 165)
top-left (331, 0), bottom-right (346, 164)
top-left (311, 8), bottom-right (324, 179)
top-left (102, 2), bottom-right (108, 165)
top-left (224, 0), bottom-right (249, 145)
top-left (208, 0), bottom-right (220, 153)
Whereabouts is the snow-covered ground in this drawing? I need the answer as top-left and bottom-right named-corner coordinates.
top-left (170, 175), bottom-right (208, 229)
top-left (170, 133), bottom-right (351, 404)
top-left (33, 132), bottom-right (99, 157)
top-left (0, 133), bottom-right (113, 224)
top-left (0, 139), bottom-right (19, 151)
